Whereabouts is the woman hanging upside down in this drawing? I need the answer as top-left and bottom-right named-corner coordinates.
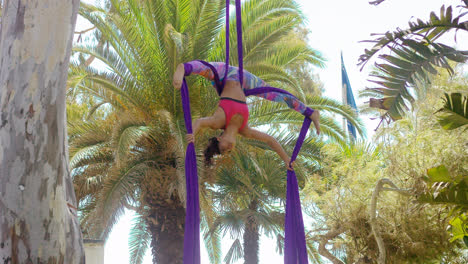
top-left (173, 61), bottom-right (320, 170)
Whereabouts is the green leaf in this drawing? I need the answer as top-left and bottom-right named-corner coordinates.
top-left (448, 215), bottom-right (468, 243)
top-left (426, 165), bottom-right (451, 183)
top-left (437, 93), bottom-right (468, 130)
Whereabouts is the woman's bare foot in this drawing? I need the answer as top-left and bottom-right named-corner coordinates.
top-left (310, 110), bottom-right (320, 135)
top-left (173, 64), bottom-right (185, 89)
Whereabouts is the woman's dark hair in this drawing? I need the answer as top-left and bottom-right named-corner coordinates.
top-left (204, 137), bottom-right (221, 166)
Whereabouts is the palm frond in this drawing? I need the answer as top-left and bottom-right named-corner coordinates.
top-left (223, 238), bottom-right (243, 264)
top-left (202, 224), bottom-right (222, 264)
top-left (366, 40), bottom-right (468, 120)
top-left (188, 0), bottom-right (225, 60)
top-left (129, 213), bottom-right (151, 264)
top-left (436, 92), bottom-right (468, 130)
top-left (359, 5), bottom-right (468, 68)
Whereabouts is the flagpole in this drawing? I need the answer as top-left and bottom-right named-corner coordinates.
top-left (341, 52), bottom-right (347, 135)
top-left (341, 52), bottom-right (359, 140)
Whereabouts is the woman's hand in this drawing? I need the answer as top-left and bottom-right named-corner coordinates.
top-left (186, 133), bottom-right (194, 143)
top-left (286, 158), bottom-right (295, 171)
top-left (173, 64), bottom-right (185, 90)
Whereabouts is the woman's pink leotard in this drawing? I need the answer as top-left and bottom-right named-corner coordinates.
top-left (218, 97), bottom-right (249, 131)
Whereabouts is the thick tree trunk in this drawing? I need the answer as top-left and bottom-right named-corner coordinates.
top-left (146, 194), bottom-right (185, 264)
top-left (243, 199), bottom-right (259, 264)
top-left (0, 1), bottom-right (84, 263)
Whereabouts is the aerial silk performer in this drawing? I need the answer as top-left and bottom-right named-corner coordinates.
top-left (176, 1), bottom-right (320, 263)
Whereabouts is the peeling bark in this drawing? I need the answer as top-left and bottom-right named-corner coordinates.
top-left (0, 0), bottom-right (84, 263)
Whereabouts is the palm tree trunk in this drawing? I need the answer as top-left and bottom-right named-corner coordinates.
top-left (243, 199), bottom-right (259, 264)
top-left (0, 0), bottom-right (84, 263)
top-left (146, 194), bottom-right (186, 264)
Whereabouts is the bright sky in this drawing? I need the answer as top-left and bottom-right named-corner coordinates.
top-left (75, 0), bottom-right (468, 263)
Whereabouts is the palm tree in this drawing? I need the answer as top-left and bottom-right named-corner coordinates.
top-left (359, 0), bottom-right (468, 121)
top-left (208, 139), bottom-right (326, 264)
top-left (69, 0), bottom-right (332, 263)
top-left (207, 149), bottom-right (288, 264)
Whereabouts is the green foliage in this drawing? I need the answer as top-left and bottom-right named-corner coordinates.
top-left (420, 165), bottom-right (468, 245)
top-left (207, 150), bottom-right (286, 262)
top-left (303, 71), bottom-right (468, 262)
top-left (449, 215), bottom-right (468, 246)
top-left (303, 141), bottom-right (388, 262)
top-left (437, 92), bottom-right (468, 130)
top-left (359, 2), bottom-right (468, 120)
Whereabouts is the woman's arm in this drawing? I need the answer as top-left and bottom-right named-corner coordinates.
top-left (186, 110), bottom-right (225, 143)
top-left (240, 127), bottom-right (293, 170)
top-left (186, 118), bottom-right (216, 143)
top-left (193, 117), bottom-right (217, 135)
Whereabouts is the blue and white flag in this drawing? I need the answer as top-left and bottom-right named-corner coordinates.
top-left (341, 53), bottom-right (358, 139)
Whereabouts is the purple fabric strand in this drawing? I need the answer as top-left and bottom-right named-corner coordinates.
top-left (235, 0), bottom-right (244, 87)
top-left (285, 170), bottom-right (308, 264)
top-left (183, 63), bottom-right (193, 76)
top-left (181, 80), bottom-right (201, 264)
top-left (183, 143), bottom-right (200, 264)
top-left (284, 116), bottom-right (311, 264)
top-left (181, 80), bottom-right (193, 133)
top-left (195, 60), bottom-right (223, 95)
top-left (223, 0), bottom-right (230, 89)
top-left (290, 117), bottom-right (312, 163)
top-left (304, 107), bottom-right (314, 118)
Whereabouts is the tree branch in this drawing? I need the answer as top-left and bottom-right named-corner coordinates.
top-left (318, 225), bottom-right (346, 264)
top-left (75, 26), bottom-right (96, 35)
top-left (370, 178), bottom-right (412, 264)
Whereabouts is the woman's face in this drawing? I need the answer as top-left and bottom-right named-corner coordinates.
top-left (218, 136), bottom-right (235, 154)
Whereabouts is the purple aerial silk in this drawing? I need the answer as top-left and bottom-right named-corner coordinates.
top-left (284, 114), bottom-right (312, 264)
top-left (181, 79), bottom-right (201, 264)
top-left (181, 1), bottom-right (310, 263)
top-left (222, 0), bottom-right (230, 89)
top-left (235, 0), bottom-right (244, 87)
